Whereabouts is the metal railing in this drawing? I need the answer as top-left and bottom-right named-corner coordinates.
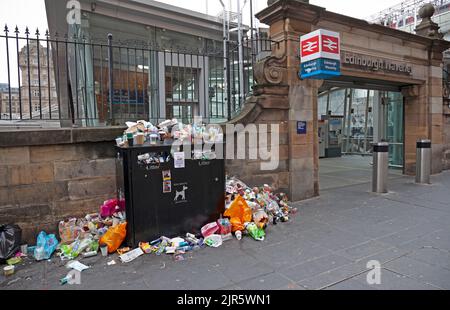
top-left (0, 25), bottom-right (275, 127)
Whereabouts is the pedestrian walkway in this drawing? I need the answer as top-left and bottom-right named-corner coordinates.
top-left (2, 171), bottom-right (450, 290)
top-left (319, 155), bottom-right (403, 191)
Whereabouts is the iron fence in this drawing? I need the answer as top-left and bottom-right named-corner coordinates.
top-left (0, 25), bottom-right (275, 127)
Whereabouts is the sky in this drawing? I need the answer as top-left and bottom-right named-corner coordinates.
top-left (0, 0), bottom-right (403, 35)
top-left (0, 0), bottom-right (402, 85)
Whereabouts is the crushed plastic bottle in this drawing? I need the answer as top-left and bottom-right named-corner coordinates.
top-left (156, 240), bottom-right (168, 256)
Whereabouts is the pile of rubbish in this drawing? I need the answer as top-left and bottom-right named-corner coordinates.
top-left (1, 177), bottom-right (297, 283)
top-left (115, 119), bottom-right (223, 147)
top-left (55, 199), bottom-right (126, 261)
top-left (224, 177), bottom-right (297, 239)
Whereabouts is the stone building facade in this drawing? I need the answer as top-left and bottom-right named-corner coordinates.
top-left (0, 84), bottom-right (20, 118)
top-left (18, 41), bottom-right (58, 119)
top-left (227, 0), bottom-right (450, 201)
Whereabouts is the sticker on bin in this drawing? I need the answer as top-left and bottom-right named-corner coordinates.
top-left (174, 152), bottom-right (185, 169)
top-left (173, 183), bottom-right (188, 203)
top-left (163, 181), bottom-right (172, 193)
top-left (162, 170), bottom-right (171, 181)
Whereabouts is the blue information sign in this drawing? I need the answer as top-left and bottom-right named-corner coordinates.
top-left (297, 121), bottom-right (307, 135)
top-left (300, 58), bottom-right (341, 79)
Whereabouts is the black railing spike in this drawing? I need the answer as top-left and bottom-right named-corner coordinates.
top-left (54, 31), bottom-right (59, 39)
top-left (36, 28), bottom-right (40, 37)
top-left (4, 24), bottom-right (9, 34)
top-left (25, 27), bottom-right (30, 36)
top-left (45, 29), bottom-right (50, 38)
top-left (14, 25), bottom-right (19, 34)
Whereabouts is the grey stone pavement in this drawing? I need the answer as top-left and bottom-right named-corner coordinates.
top-left (1, 162), bottom-right (450, 290)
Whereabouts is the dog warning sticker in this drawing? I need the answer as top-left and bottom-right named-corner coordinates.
top-left (173, 182), bottom-right (188, 204)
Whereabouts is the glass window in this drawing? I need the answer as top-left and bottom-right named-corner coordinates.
top-left (165, 66), bottom-right (199, 122)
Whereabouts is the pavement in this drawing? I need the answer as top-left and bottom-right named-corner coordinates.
top-left (1, 164), bottom-right (450, 290)
top-left (319, 155), bottom-right (403, 190)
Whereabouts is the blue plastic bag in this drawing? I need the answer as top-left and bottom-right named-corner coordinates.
top-left (34, 231), bottom-right (59, 261)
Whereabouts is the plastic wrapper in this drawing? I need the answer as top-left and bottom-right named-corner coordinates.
top-left (253, 210), bottom-right (269, 229)
top-left (60, 237), bottom-right (96, 260)
top-left (225, 177), bottom-right (250, 196)
top-left (99, 222), bottom-right (127, 254)
top-left (246, 223), bottom-right (265, 241)
top-left (223, 195), bottom-right (253, 232)
top-left (204, 234), bottom-right (223, 248)
top-left (201, 222), bottom-right (219, 238)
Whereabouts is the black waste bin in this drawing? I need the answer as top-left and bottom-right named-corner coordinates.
top-left (116, 141), bottom-right (225, 247)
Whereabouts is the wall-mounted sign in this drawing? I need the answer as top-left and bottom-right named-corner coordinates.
top-left (297, 121), bottom-right (307, 135)
top-left (341, 51), bottom-right (412, 76)
top-left (299, 29), bottom-right (341, 80)
top-left (301, 58), bottom-right (341, 79)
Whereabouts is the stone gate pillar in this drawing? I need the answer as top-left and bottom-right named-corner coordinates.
top-left (226, 0), bottom-right (320, 201)
top-left (258, 0), bottom-right (321, 201)
top-left (402, 3), bottom-right (449, 175)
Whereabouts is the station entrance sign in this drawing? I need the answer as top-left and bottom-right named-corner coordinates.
top-left (299, 29), bottom-right (341, 79)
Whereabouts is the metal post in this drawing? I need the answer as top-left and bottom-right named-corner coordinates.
top-left (372, 142), bottom-right (389, 193)
top-left (416, 139), bottom-right (431, 184)
top-left (250, 0), bottom-right (254, 65)
top-left (342, 89), bottom-right (348, 153)
top-left (107, 33), bottom-right (113, 124)
top-left (364, 89), bottom-right (370, 154)
top-left (219, 0), bottom-right (228, 119)
top-left (237, 0), bottom-right (244, 103)
top-left (226, 41), bottom-right (232, 121)
top-left (347, 89), bottom-right (353, 153)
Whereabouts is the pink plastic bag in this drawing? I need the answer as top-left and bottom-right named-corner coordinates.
top-left (201, 222), bottom-right (219, 238)
top-left (100, 199), bottom-right (125, 218)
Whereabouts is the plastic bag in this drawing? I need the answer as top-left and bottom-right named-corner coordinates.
top-left (201, 222), bottom-right (219, 238)
top-left (246, 223), bottom-right (265, 241)
top-left (58, 218), bottom-right (81, 244)
top-left (253, 210), bottom-right (269, 229)
top-left (99, 222), bottom-right (127, 254)
top-left (60, 237), bottom-right (95, 259)
top-left (204, 234), bottom-right (223, 248)
top-left (100, 199), bottom-right (125, 218)
top-left (217, 218), bottom-right (231, 235)
top-left (0, 224), bottom-right (22, 264)
top-left (217, 218), bottom-right (232, 241)
top-left (34, 231), bottom-right (59, 261)
top-left (223, 195), bottom-right (253, 232)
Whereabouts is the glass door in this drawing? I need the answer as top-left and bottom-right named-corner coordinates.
top-left (379, 92), bottom-right (404, 168)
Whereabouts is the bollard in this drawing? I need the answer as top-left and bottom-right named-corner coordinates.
top-left (372, 142), bottom-right (389, 193)
top-left (416, 139), bottom-right (431, 184)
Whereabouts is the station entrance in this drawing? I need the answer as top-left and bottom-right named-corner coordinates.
top-left (317, 82), bottom-right (405, 190)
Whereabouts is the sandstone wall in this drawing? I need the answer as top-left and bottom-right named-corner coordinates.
top-left (0, 127), bottom-right (123, 244)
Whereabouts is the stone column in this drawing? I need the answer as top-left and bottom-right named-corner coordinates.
top-left (413, 3), bottom-right (448, 174)
top-left (402, 84), bottom-right (428, 175)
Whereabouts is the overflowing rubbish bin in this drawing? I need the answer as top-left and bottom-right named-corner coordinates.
top-left (116, 142), bottom-right (225, 247)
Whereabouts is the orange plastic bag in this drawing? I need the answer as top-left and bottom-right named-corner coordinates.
top-left (224, 195), bottom-right (252, 232)
top-left (99, 222), bottom-right (127, 254)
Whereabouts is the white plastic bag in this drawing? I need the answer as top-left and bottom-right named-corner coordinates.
top-left (204, 234), bottom-right (223, 248)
